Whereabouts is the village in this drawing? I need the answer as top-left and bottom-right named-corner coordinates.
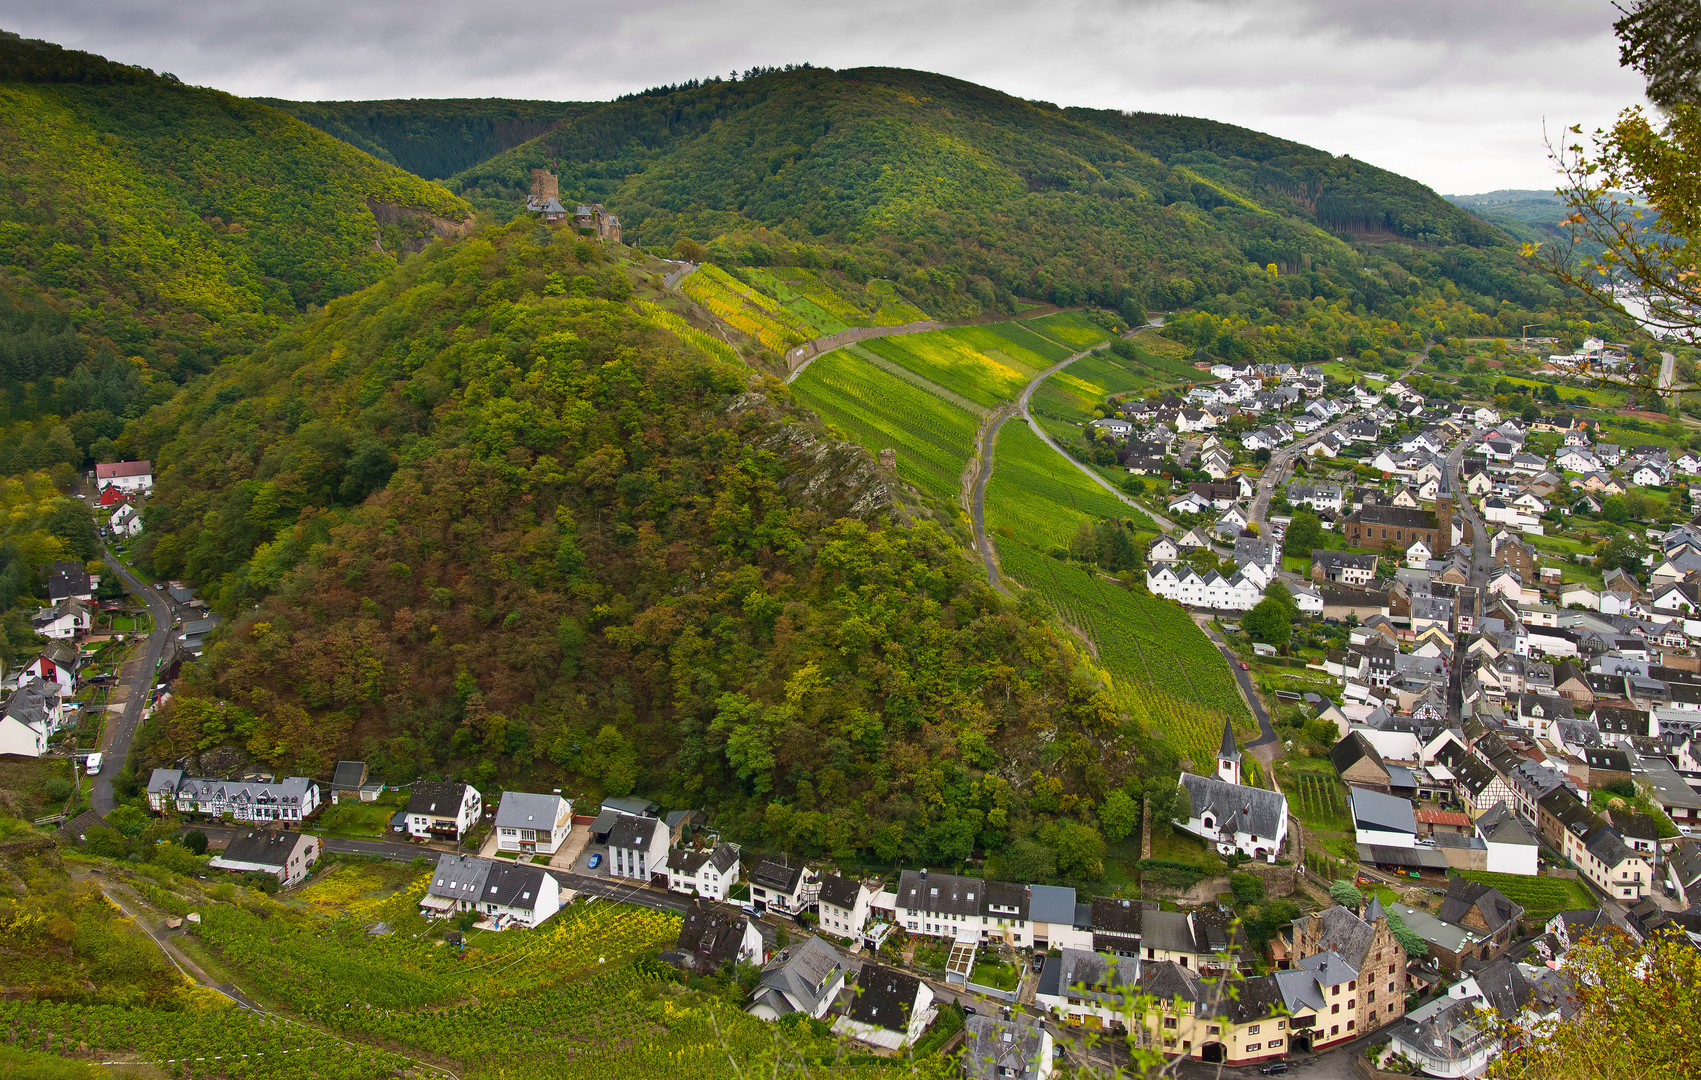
top-left (9, 342), bottom-right (1701, 1078)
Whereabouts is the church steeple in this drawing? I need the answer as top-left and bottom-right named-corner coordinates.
top-left (1217, 718), bottom-right (1242, 786)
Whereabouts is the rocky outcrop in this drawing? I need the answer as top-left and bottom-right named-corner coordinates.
top-left (726, 392), bottom-right (897, 520)
top-left (366, 199), bottom-right (473, 254)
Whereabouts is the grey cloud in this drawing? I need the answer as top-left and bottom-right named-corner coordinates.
top-left (0, 0), bottom-right (1645, 191)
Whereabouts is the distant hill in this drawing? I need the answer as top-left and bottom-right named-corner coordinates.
top-left (443, 66), bottom-right (1558, 319)
top-left (1445, 189), bottom-right (1570, 247)
top-left (0, 30), bottom-right (473, 390)
top-left (260, 98), bottom-right (600, 179)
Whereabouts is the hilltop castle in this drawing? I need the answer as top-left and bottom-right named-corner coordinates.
top-left (526, 169), bottom-right (621, 243)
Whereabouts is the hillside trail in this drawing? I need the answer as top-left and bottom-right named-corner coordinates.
top-left (781, 304), bottom-right (1062, 386)
top-left (969, 320), bottom-right (1178, 589)
top-left (83, 870), bottom-right (463, 1080)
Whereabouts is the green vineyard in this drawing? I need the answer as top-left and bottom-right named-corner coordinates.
top-left (861, 325), bottom-right (1058, 408)
top-left (984, 421), bottom-right (1154, 550)
top-left (996, 540), bottom-right (1252, 766)
top-left (1020, 311), bottom-right (1115, 351)
top-left (739, 266), bottom-right (930, 333)
top-left (788, 349), bottom-right (979, 502)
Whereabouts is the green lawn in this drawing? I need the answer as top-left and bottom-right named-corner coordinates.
top-left (969, 958), bottom-right (1021, 991)
top-left (311, 795), bottom-right (403, 838)
top-left (1456, 871), bottom-right (1597, 922)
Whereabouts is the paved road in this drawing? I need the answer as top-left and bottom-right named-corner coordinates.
top-left (1443, 429), bottom-right (1493, 587)
top-left (93, 548), bottom-right (174, 814)
top-left (1247, 357), bottom-right (1422, 531)
top-left (1196, 619), bottom-right (1277, 752)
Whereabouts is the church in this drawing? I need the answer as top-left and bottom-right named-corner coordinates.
top-left (1174, 720), bottom-right (1290, 862)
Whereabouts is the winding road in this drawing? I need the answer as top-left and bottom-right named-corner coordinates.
top-left (968, 321), bottom-right (1177, 587)
top-left (93, 548), bottom-right (174, 814)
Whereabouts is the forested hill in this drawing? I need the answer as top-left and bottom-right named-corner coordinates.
top-left (0, 31), bottom-right (473, 397)
top-left (261, 98), bottom-right (600, 179)
top-left (125, 221), bottom-right (1140, 866)
top-left (444, 65), bottom-right (1560, 322)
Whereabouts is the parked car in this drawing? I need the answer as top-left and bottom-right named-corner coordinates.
top-left (587, 853), bottom-right (601, 869)
top-left (1239, 662), bottom-right (1250, 671)
top-left (1260, 1064), bottom-right (1289, 1076)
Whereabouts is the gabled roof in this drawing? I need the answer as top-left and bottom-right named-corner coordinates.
top-left (95, 460), bottom-right (150, 479)
top-left (1218, 717), bottom-right (1241, 762)
top-left (607, 812), bottom-right (667, 851)
top-left (897, 869), bottom-right (981, 917)
top-left (330, 761), bottom-right (367, 789)
top-left (216, 828), bottom-right (309, 871)
top-left (675, 902), bottom-right (752, 972)
top-left (845, 964), bottom-right (923, 1033)
top-left (494, 791), bottom-right (565, 831)
top-left (753, 935), bottom-right (847, 1017)
top-left (1440, 879), bottom-right (1524, 936)
top-left (1179, 772), bottom-right (1288, 840)
top-left (817, 872), bottom-right (862, 910)
top-left (407, 781), bottom-right (473, 817)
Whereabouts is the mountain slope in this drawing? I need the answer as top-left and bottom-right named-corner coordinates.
top-left (261, 97), bottom-right (600, 179)
top-left (127, 220), bottom-right (1138, 863)
top-left (445, 66), bottom-right (1562, 323)
top-left (0, 31), bottom-right (473, 388)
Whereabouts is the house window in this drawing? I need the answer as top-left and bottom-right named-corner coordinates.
top-left (1246, 1044), bottom-right (1261, 1053)
top-left (1331, 1026), bottom-right (1339, 1036)
top-left (1349, 980), bottom-right (1356, 991)
top-left (1248, 1025), bottom-right (1259, 1035)
top-left (1269, 1039), bottom-right (1282, 1048)
top-left (1331, 1004), bottom-right (1339, 1015)
top-left (1347, 1021), bottom-right (1355, 1031)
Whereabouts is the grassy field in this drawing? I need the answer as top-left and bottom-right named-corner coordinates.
top-left (995, 542), bottom-right (1251, 764)
top-left (312, 792), bottom-right (405, 837)
top-left (1456, 870), bottom-right (1597, 922)
top-left (789, 348), bottom-right (979, 502)
top-left (984, 421), bottom-right (1153, 550)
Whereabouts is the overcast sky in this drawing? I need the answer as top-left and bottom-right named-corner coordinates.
top-left (2, 0), bottom-right (1644, 194)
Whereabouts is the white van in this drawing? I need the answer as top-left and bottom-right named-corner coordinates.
top-left (85, 752), bottom-right (102, 775)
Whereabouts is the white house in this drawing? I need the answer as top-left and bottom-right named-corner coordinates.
top-left (1473, 802), bottom-right (1540, 876)
top-left (1175, 723), bottom-right (1288, 861)
top-left (834, 964), bottom-right (935, 1050)
top-left (607, 812), bottom-right (670, 882)
top-left (31, 600), bottom-right (91, 641)
top-left (406, 781), bottom-right (482, 841)
top-left (1034, 948), bottom-right (1139, 1029)
top-left (109, 503), bottom-right (143, 538)
top-left (422, 852), bottom-right (560, 928)
top-left (493, 790), bottom-right (573, 855)
top-left (1149, 536), bottom-right (1181, 563)
top-left (748, 935), bottom-right (851, 1021)
top-left (0, 678), bottom-right (63, 758)
top-left (1350, 785), bottom-right (1417, 848)
top-left (1291, 583), bottom-right (1325, 615)
top-left (816, 872), bottom-right (878, 939)
top-left (962, 1014), bottom-right (1054, 1080)
top-left (147, 769), bottom-right (321, 823)
top-left (95, 460), bottom-right (152, 493)
top-left (667, 842), bottom-right (740, 901)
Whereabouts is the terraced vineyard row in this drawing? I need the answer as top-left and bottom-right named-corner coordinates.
top-left (996, 541), bottom-right (1251, 758)
top-left (984, 421), bottom-right (1153, 550)
top-left (680, 263), bottom-right (812, 352)
top-left (862, 324), bottom-right (1061, 407)
top-left (740, 266), bottom-right (929, 333)
top-left (788, 349), bottom-right (978, 502)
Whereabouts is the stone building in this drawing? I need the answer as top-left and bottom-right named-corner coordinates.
top-left (1342, 498), bottom-right (1455, 556)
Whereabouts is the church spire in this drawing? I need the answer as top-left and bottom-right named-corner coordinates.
top-left (1216, 719), bottom-right (1242, 786)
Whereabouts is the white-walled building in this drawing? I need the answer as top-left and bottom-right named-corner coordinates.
top-left (494, 790), bottom-right (573, 855)
top-left (422, 852), bottom-right (560, 928)
top-left (405, 781), bottom-right (482, 841)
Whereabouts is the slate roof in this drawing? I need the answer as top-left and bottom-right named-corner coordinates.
top-left (407, 781), bottom-right (472, 817)
top-left (1179, 773), bottom-right (1288, 840)
top-left (1296, 906), bottom-right (1378, 969)
top-left (752, 935), bottom-right (847, 1017)
top-left (845, 964), bottom-right (923, 1033)
top-left (817, 872), bottom-right (862, 910)
top-left (494, 791), bottom-right (563, 831)
top-left (607, 813), bottom-right (667, 851)
top-left (330, 761), bottom-right (367, 790)
top-left (1440, 879), bottom-right (1524, 936)
top-left (1331, 731), bottom-right (1387, 777)
top-left (1350, 785), bottom-right (1417, 836)
top-left (1055, 948), bottom-right (1141, 1005)
top-left (1026, 884), bottom-right (1077, 925)
top-left (897, 869), bottom-right (982, 917)
top-left (675, 902), bottom-right (751, 972)
top-left (216, 828), bottom-right (305, 871)
top-left (962, 1014), bottom-right (1048, 1080)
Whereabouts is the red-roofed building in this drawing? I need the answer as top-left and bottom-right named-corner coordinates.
top-left (97, 486), bottom-right (131, 508)
top-left (94, 460), bottom-right (151, 493)
top-left (1415, 807), bottom-right (1472, 838)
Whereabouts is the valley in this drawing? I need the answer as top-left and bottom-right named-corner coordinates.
top-left (1, 23), bottom-right (1695, 1080)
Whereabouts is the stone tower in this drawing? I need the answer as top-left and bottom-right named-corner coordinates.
top-left (529, 169), bottom-right (560, 203)
top-left (1216, 717), bottom-right (1242, 787)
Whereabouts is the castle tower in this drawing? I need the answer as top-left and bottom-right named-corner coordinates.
top-left (1216, 718), bottom-right (1242, 787)
top-left (529, 169), bottom-right (560, 203)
